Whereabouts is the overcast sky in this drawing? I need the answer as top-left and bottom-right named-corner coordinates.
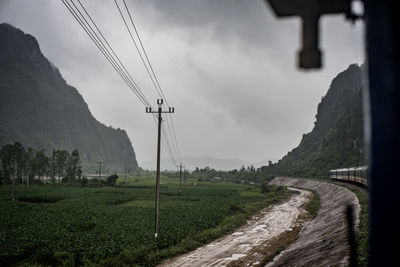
top-left (0, 0), bottom-right (364, 168)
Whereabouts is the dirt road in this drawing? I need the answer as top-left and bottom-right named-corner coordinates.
top-left (159, 188), bottom-right (312, 267)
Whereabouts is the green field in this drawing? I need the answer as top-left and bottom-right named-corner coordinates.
top-left (0, 176), bottom-right (288, 266)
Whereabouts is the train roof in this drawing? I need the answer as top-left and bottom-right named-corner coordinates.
top-left (329, 165), bottom-right (368, 172)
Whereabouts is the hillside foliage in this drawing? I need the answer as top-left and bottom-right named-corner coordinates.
top-left (0, 23), bottom-right (138, 173)
top-left (260, 64), bottom-right (366, 178)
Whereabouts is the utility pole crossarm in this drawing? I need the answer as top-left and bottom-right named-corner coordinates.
top-left (145, 99), bottom-right (175, 114)
top-left (145, 107), bottom-right (175, 114)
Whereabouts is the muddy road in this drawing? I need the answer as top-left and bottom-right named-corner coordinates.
top-left (268, 177), bottom-right (360, 266)
top-left (159, 188), bottom-right (312, 267)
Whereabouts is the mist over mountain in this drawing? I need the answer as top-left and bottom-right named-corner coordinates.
top-left (141, 156), bottom-right (252, 171)
top-left (0, 23), bottom-right (138, 173)
top-left (261, 63), bottom-right (366, 178)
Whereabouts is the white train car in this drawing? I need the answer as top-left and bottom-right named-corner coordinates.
top-left (330, 166), bottom-right (368, 187)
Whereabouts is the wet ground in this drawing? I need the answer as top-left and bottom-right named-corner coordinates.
top-left (159, 177), bottom-right (360, 267)
top-left (267, 177), bottom-right (360, 267)
top-left (159, 188), bottom-right (312, 267)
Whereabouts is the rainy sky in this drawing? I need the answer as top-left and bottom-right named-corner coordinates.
top-left (0, 0), bottom-right (364, 168)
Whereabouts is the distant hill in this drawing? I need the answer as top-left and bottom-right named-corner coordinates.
top-left (261, 63), bottom-right (366, 178)
top-left (0, 23), bottom-right (138, 173)
top-left (141, 156), bottom-right (251, 171)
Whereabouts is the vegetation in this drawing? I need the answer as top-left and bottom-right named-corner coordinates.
top-left (353, 188), bottom-right (368, 267)
top-left (0, 176), bottom-right (289, 266)
top-left (0, 142), bottom-right (82, 185)
top-left (0, 23), bottom-right (138, 174)
top-left (304, 190), bottom-right (320, 218)
top-left (0, 24), bottom-right (368, 266)
top-left (106, 174), bottom-right (119, 186)
top-left (190, 166), bottom-right (275, 184)
top-left (259, 64), bottom-right (366, 178)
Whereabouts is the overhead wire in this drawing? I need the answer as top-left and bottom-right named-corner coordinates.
top-left (61, 0), bottom-right (152, 108)
top-left (163, 104), bottom-right (182, 163)
top-left (114, 0), bottom-right (165, 103)
top-left (151, 114), bottom-right (178, 167)
top-left (117, 0), bottom-right (183, 165)
top-left (63, 0), bottom-right (183, 169)
top-left (76, 0), bottom-right (152, 108)
top-left (115, 0), bottom-right (181, 164)
top-left (121, 0), bottom-right (169, 106)
top-left (167, 112), bottom-right (182, 163)
top-left (162, 123), bottom-right (179, 167)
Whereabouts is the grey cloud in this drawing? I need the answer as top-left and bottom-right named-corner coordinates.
top-left (131, 0), bottom-right (294, 48)
top-left (0, 0), bottom-right (364, 164)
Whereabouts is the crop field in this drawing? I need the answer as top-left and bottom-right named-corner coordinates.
top-left (0, 176), bottom-right (288, 266)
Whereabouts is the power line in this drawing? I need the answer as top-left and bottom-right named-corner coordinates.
top-left (63, 0), bottom-right (183, 169)
top-left (61, 0), bottom-right (152, 108)
top-left (118, 0), bottom-right (183, 164)
top-left (162, 122), bottom-right (178, 166)
top-left (168, 112), bottom-right (183, 162)
top-left (152, 113), bottom-right (178, 167)
top-left (164, 106), bottom-right (182, 163)
top-left (125, 0), bottom-right (170, 106)
top-left (152, 114), bottom-right (178, 167)
top-left (76, 0), bottom-right (152, 107)
top-left (114, 0), bottom-right (164, 102)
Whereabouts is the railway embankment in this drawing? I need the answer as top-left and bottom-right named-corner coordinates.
top-left (267, 177), bottom-right (360, 266)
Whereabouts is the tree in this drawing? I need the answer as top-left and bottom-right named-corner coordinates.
top-left (50, 150), bottom-right (56, 183)
top-left (34, 150), bottom-right (48, 182)
top-left (106, 174), bottom-right (118, 186)
top-left (25, 147), bottom-right (34, 185)
top-left (0, 143), bottom-right (84, 186)
top-left (65, 149), bottom-right (81, 184)
top-left (0, 144), bottom-right (14, 183)
top-left (55, 150), bottom-right (69, 182)
top-left (13, 142), bottom-right (25, 182)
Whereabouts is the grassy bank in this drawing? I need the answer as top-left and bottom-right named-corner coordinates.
top-left (304, 190), bottom-right (321, 218)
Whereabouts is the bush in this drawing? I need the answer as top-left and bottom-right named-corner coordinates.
top-left (106, 174), bottom-right (118, 186)
top-left (80, 177), bottom-right (88, 187)
top-left (261, 183), bottom-right (285, 194)
top-left (228, 204), bottom-right (243, 214)
top-left (17, 195), bottom-right (63, 203)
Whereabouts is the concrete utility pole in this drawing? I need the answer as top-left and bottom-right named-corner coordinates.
top-left (184, 168), bottom-right (188, 184)
top-left (26, 163), bottom-right (29, 187)
top-left (12, 161), bottom-right (15, 202)
top-left (179, 163), bottom-right (182, 195)
top-left (124, 163), bottom-right (127, 180)
top-left (97, 161), bottom-right (102, 180)
top-left (146, 99), bottom-right (175, 238)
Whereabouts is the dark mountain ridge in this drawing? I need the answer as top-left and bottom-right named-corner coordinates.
top-left (0, 23), bottom-right (138, 173)
top-left (261, 63), bottom-right (366, 178)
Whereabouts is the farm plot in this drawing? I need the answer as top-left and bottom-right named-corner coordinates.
top-left (0, 177), bottom-right (288, 266)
